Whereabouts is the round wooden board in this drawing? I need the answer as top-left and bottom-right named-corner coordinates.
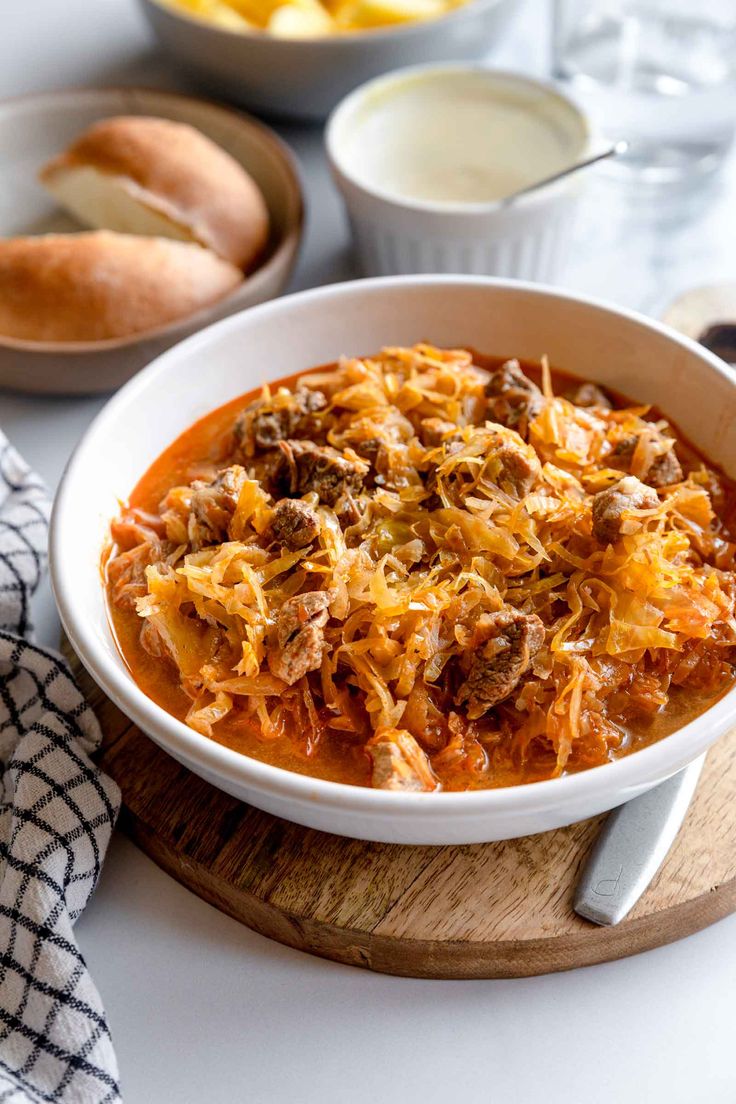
top-left (64, 639), bottom-right (736, 979)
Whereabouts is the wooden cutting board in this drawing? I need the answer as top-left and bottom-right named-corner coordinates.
top-left (64, 638), bottom-right (736, 979)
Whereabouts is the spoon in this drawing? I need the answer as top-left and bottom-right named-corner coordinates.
top-left (575, 756), bottom-right (704, 925)
top-left (501, 140), bottom-right (629, 206)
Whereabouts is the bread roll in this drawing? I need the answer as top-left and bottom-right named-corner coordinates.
top-left (40, 116), bottom-right (270, 271)
top-left (0, 232), bottom-right (243, 344)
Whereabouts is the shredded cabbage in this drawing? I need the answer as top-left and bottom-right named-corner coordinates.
top-left (106, 345), bottom-right (736, 790)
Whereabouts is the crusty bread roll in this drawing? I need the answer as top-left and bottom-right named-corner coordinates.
top-left (0, 232), bottom-right (243, 344)
top-left (39, 116), bottom-right (270, 272)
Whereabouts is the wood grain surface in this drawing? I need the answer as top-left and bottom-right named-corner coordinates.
top-left (64, 639), bottom-right (736, 979)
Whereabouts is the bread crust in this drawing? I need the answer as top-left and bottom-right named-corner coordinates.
top-left (0, 232), bottom-right (243, 343)
top-left (40, 116), bottom-right (270, 271)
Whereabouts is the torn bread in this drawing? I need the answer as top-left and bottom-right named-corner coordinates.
top-left (0, 232), bottom-right (243, 343)
top-left (39, 116), bottom-right (270, 271)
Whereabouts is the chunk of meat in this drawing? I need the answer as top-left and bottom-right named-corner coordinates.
top-left (234, 387), bottom-right (326, 454)
top-left (485, 433), bottom-right (541, 497)
top-left (276, 591), bottom-right (330, 648)
top-left (485, 360), bottom-right (545, 437)
top-left (366, 729), bottom-right (438, 792)
top-left (591, 476), bottom-right (659, 544)
top-left (649, 449), bottom-right (683, 487)
top-left (268, 498), bottom-right (320, 549)
top-left (333, 492), bottom-right (363, 529)
top-left (337, 409), bottom-right (414, 461)
top-left (343, 437), bottom-right (396, 492)
top-left (350, 437), bottom-right (382, 464)
top-left (268, 591), bottom-right (330, 685)
top-left (108, 509), bottom-right (170, 608)
top-left (273, 440), bottom-right (369, 507)
top-left (188, 465), bottom-right (247, 550)
top-left (455, 608), bottom-right (545, 719)
top-left (420, 416), bottom-right (458, 447)
top-left (568, 382), bottom-right (612, 410)
top-left (107, 541), bottom-right (162, 611)
top-left (432, 425), bottom-right (541, 504)
top-left (110, 509), bottom-right (167, 550)
top-left (609, 431), bottom-right (683, 487)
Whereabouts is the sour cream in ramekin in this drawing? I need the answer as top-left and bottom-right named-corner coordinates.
top-left (326, 65), bottom-right (594, 280)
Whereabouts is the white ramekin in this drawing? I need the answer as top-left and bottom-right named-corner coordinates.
top-left (325, 66), bottom-right (593, 282)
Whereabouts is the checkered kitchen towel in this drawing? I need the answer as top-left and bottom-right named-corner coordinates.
top-left (0, 433), bottom-right (121, 1103)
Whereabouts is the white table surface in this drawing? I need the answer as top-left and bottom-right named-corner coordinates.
top-left (3, 2), bottom-right (736, 1101)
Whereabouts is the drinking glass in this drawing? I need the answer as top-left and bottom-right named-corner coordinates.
top-left (552, 0), bottom-right (736, 183)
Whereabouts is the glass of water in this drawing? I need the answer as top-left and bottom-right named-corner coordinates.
top-left (552, 0), bottom-right (736, 183)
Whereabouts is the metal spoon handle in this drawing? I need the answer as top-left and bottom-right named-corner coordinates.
top-left (501, 140), bottom-right (629, 206)
top-left (574, 755), bottom-right (705, 926)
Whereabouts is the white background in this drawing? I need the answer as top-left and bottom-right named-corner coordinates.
top-left (3, 1), bottom-right (736, 1101)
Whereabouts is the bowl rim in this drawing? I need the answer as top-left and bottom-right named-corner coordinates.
top-left (0, 84), bottom-right (305, 355)
top-left (325, 64), bottom-right (594, 217)
top-left (142, 0), bottom-right (510, 45)
top-left (50, 274), bottom-right (736, 820)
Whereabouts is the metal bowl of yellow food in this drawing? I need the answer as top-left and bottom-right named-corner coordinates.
top-left (137, 0), bottom-right (518, 120)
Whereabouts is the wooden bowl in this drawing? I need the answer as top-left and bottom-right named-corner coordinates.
top-left (0, 87), bottom-right (303, 395)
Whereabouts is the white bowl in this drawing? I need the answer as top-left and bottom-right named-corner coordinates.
top-left (137, 0), bottom-right (518, 122)
top-left (326, 66), bottom-right (592, 281)
top-left (50, 276), bottom-right (736, 844)
top-left (0, 87), bottom-right (303, 395)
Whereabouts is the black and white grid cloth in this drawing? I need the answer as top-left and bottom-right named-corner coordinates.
top-left (0, 432), bottom-right (121, 1103)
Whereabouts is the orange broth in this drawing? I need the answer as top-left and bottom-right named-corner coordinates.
top-left (106, 354), bottom-right (736, 789)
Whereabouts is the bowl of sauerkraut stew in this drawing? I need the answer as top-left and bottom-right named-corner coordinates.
top-left (50, 276), bottom-right (736, 843)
